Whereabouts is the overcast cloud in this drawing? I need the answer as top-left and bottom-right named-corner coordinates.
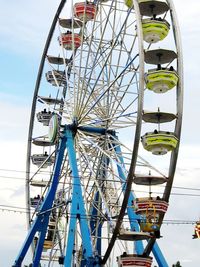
top-left (0, 0), bottom-right (200, 266)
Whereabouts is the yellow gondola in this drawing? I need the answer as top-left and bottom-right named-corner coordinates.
top-left (141, 131), bottom-right (178, 155)
top-left (145, 68), bottom-right (179, 93)
top-left (142, 18), bottom-right (170, 43)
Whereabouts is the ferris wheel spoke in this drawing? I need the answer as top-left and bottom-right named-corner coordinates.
top-left (103, 1), bottom-right (123, 89)
top-left (75, 134), bottom-right (116, 225)
top-left (78, 112), bottom-right (137, 131)
top-left (108, 92), bottom-right (138, 128)
top-left (77, 131), bottom-right (129, 183)
top-left (106, 15), bottom-right (139, 91)
top-left (78, 54), bottom-right (139, 125)
top-left (77, 9), bottom-right (133, 118)
top-left (109, 69), bottom-right (139, 121)
top-left (76, 33), bottom-right (138, 121)
top-left (80, 50), bottom-right (139, 119)
top-left (76, 0), bottom-right (117, 116)
top-left (110, 134), bottom-right (167, 178)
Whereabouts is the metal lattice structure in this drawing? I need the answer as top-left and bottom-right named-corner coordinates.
top-left (13, 0), bottom-right (183, 266)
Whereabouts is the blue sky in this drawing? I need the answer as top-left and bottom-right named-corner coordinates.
top-left (0, 0), bottom-right (200, 266)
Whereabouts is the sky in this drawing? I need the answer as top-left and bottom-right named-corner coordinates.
top-left (0, 0), bottom-right (200, 266)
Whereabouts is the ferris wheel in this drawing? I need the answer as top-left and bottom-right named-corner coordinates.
top-left (13, 0), bottom-right (183, 266)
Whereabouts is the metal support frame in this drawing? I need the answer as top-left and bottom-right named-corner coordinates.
top-left (112, 135), bottom-right (144, 255)
top-left (64, 127), bottom-right (100, 267)
top-left (112, 134), bottom-right (168, 267)
top-left (13, 126), bottom-right (100, 266)
top-left (152, 243), bottom-right (168, 267)
top-left (13, 135), bottom-right (67, 267)
top-left (89, 148), bottom-right (108, 260)
top-left (14, 125), bottom-right (169, 266)
top-left (90, 191), bottom-right (102, 255)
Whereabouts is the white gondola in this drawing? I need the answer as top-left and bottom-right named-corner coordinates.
top-left (36, 109), bottom-right (52, 126)
top-left (32, 138), bottom-right (53, 147)
top-left (30, 180), bottom-right (48, 187)
top-left (30, 195), bottom-right (43, 209)
top-left (31, 153), bottom-right (54, 168)
top-left (105, 182), bottom-right (120, 217)
top-left (46, 70), bottom-right (66, 87)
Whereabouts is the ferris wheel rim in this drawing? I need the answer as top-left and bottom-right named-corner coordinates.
top-left (25, 0), bottom-right (67, 228)
top-left (142, 0), bottom-right (184, 256)
top-left (26, 0), bottom-right (144, 263)
top-left (24, 0), bottom-right (183, 265)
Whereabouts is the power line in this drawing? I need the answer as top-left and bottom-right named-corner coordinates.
top-left (0, 168), bottom-right (50, 175)
top-left (0, 206), bottom-right (197, 226)
top-left (134, 190), bottom-right (200, 197)
top-left (166, 185), bottom-right (200, 192)
top-left (170, 192), bottom-right (200, 197)
top-left (1, 168), bottom-right (200, 191)
top-left (0, 175), bottom-right (200, 192)
top-left (0, 168), bottom-right (26, 173)
top-left (1, 175), bottom-right (200, 197)
top-left (0, 175), bottom-right (25, 181)
top-left (0, 204), bottom-right (27, 210)
top-left (163, 220), bottom-right (196, 225)
top-left (0, 168), bottom-right (198, 191)
top-left (0, 205), bottom-right (197, 225)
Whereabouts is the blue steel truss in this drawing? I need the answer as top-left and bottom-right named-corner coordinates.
top-left (13, 126), bottom-right (168, 267)
top-left (111, 134), bottom-right (144, 255)
top-left (64, 128), bottom-right (100, 266)
top-left (111, 133), bottom-right (168, 267)
top-left (13, 134), bottom-right (67, 267)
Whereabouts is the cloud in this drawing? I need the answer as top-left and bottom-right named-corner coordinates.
top-left (0, 93), bottom-right (30, 141)
top-left (0, 0), bottom-right (200, 266)
top-left (158, 224), bottom-right (200, 266)
top-left (10, 185), bottom-right (26, 199)
top-left (0, 211), bottom-right (32, 267)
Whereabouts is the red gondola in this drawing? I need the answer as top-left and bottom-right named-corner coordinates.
top-left (74, 2), bottom-right (97, 21)
top-left (59, 32), bottom-right (82, 50)
top-left (118, 254), bottom-right (152, 267)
